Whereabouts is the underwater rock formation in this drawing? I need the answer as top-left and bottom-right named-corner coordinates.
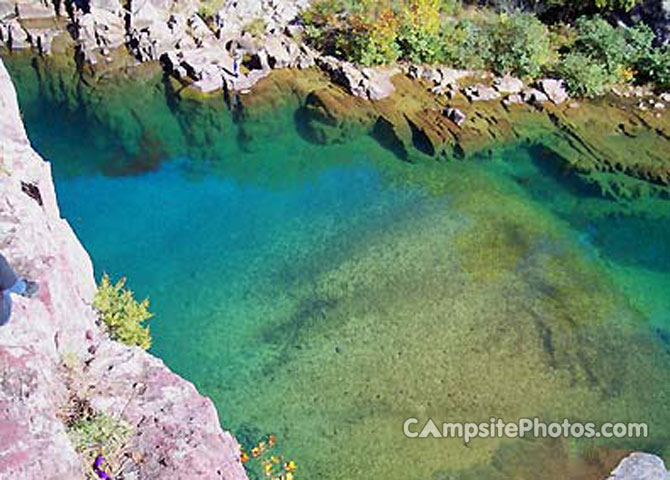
top-left (297, 71), bottom-right (670, 199)
top-left (0, 57), bottom-right (247, 479)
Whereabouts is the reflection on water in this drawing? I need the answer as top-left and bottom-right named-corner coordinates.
top-left (5, 54), bottom-right (670, 479)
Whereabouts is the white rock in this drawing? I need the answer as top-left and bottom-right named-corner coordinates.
top-left (608, 453), bottom-right (670, 480)
top-left (538, 78), bottom-right (569, 105)
top-left (494, 74), bottom-right (524, 94)
top-left (445, 107), bottom-right (466, 126)
top-left (522, 88), bottom-right (549, 106)
top-left (464, 83), bottom-right (501, 102)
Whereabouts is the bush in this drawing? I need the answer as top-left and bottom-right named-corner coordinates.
top-left (490, 12), bottom-right (555, 78)
top-left (494, 0), bottom-right (642, 22)
top-left (396, 0), bottom-right (443, 63)
top-left (197, 0), bottom-right (222, 20)
top-left (244, 18), bottom-right (267, 38)
top-left (94, 274), bottom-right (153, 350)
top-left (557, 52), bottom-right (614, 96)
top-left (348, 6), bottom-right (401, 66)
top-left (439, 20), bottom-right (493, 69)
top-left (638, 47), bottom-right (670, 90)
top-left (303, 0), bottom-right (462, 65)
top-left (573, 16), bottom-right (653, 82)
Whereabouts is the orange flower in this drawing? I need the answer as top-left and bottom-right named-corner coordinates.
top-left (251, 447), bottom-right (260, 458)
top-left (268, 434), bottom-right (277, 447)
top-left (240, 452), bottom-right (249, 463)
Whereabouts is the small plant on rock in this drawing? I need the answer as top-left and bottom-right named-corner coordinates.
top-left (94, 274), bottom-right (153, 350)
top-left (68, 412), bottom-right (133, 479)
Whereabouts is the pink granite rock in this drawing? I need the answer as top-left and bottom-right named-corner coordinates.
top-left (0, 58), bottom-right (248, 480)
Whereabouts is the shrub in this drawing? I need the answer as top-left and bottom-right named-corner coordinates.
top-left (93, 274), bottom-right (153, 350)
top-left (304, 0), bottom-right (463, 65)
top-left (396, 0), bottom-right (442, 63)
top-left (439, 19), bottom-right (493, 69)
top-left (573, 16), bottom-right (653, 81)
top-left (557, 52), bottom-right (614, 96)
top-left (303, 0), bottom-right (401, 65)
top-left (244, 18), bottom-right (267, 38)
top-left (398, 27), bottom-right (442, 63)
top-left (638, 47), bottom-right (670, 90)
top-left (197, 0), bottom-right (222, 20)
top-left (593, 0), bottom-right (639, 10)
top-left (490, 12), bottom-right (555, 78)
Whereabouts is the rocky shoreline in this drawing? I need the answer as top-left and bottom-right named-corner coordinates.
top-left (1, 2), bottom-right (670, 477)
top-left (0, 57), bottom-right (247, 479)
top-left (5, 0), bottom-right (664, 201)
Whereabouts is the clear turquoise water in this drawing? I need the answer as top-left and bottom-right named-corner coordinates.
top-left (7, 59), bottom-right (670, 479)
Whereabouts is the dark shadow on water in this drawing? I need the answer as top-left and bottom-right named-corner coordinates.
top-left (406, 116), bottom-right (435, 157)
top-left (511, 143), bottom-right (602, 200)
top-left (100, 128), bottom-right (168, 177)
top-left (370, 117), bottom-right (409, 162)
top-left (502, 143), bottom-right (670, 272)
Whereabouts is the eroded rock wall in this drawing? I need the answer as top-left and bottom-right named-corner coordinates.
top-left (0, 57), bottom-right (247, 480)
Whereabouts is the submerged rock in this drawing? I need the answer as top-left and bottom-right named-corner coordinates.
top-left (522, 87), bottom-right (549, 106)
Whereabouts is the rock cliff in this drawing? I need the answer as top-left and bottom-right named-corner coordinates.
top-left (0, 57), bottom-right (247, 479)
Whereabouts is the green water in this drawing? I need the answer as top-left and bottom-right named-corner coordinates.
top-left (6, 57), bottom-right (670, 479)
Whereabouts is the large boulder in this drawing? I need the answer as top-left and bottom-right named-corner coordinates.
top-left (538, 78), bottom-right (569, 105)
top-left (317, 56), bottom-right (397, 100)
top-left (608, 453), bottom-right (670, 480)
top-left (522, 87), bottom-right (549, 106)
top-left (445, 107), bottom-right (466, 127)
top-left (464, 83), bottom-right (501, 102)
top-left (494, 74), bottom-right (524, 94)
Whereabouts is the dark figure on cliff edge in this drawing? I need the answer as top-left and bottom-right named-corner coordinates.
top-left (0, 253), bottom-right (39, 326)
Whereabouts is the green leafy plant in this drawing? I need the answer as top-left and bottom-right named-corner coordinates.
top-left (439, 19), bottom-right (493, 69)
top-left (397, 0), bottom-right (462, 63)
top-left (557, 52), bottom-right (614, 96)
top-left (638, 47), bottom-right (670, 90)
top-left (94, 274), bottom-right (153, 350)
top-left (572, 16), bottom-right (654, 83)
top-left (197, 0), bottom-right (223, 20)
top-left (244, 18), bottom-right (268, 38)
top-left (593, 0), bottom-right (639, 11)
top-left (490, 12), bottom-right (555, 78)
top-left (68, 412), bottom-right (133, 479)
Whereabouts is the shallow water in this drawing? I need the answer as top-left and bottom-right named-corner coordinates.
top-left (6, 57), bottom-right (670, 479)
